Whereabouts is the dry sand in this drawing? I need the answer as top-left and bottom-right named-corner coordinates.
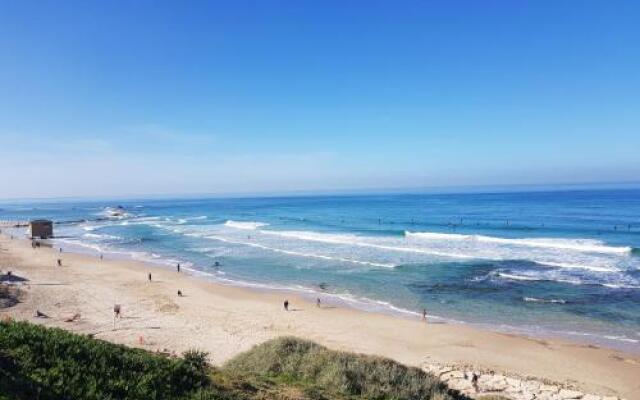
top-left (1, 234), bottom-right (639, 399)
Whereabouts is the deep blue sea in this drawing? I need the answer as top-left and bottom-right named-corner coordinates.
top-left (2, 189), bottom-right (639, 351)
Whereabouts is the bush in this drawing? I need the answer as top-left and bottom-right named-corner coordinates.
top-left (223, 337), bottom-right (459, 400)
top-left (0, 321), bottom-right (211, 400)
top-left (0, 322), bottom-right (464, 400)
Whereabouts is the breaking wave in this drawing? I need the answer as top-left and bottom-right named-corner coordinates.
top-left (405, 231), bottom-right (631, 254)
top-left (207, 235), bottom-right (395, 268)
top-left (224, 220), bottom-right (269, 230)
top-left (523, 297), bottom-right (567, 304)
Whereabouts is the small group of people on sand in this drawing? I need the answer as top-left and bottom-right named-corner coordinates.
top-left (283, 297), bottom-right (322, 311)
top-left (283, 297), bottom-right (429, 326)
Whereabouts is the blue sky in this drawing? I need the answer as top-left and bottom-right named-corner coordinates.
top-left (1, 1), bottom-right (639, 199)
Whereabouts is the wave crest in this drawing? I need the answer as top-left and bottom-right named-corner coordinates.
top-left (224, 220), bottom-right (269, 230)
top-left (405, 231), bottom-right (631, 254)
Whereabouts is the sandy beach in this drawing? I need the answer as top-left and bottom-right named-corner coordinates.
top-left (1, 233), bottom-right (639, 400)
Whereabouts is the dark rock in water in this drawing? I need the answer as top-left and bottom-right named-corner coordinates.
top-left (318, 282), bottom-right (328, 290)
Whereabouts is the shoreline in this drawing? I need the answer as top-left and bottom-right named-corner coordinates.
top-left (1, 234), bottom-right (640, 399)
top-left (51, 231), bottom-right (640, 354)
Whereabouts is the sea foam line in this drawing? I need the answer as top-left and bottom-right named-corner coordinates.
top-left (258, 230), bottom-right (479, 259)
top-left (206, 235), bottom-right (395, 268)
top-left (257, 229), bottom-right (626, 272)
top-left (405, 231), bottom-right (631, 254)
top-left (224, 220), bottom-right (269, 230)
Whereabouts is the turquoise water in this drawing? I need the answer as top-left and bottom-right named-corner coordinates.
top-left (2, 189), bottom-right (639, 351)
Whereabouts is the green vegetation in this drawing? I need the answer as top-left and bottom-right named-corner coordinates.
top-left (0, 321), bottom-right (464, 400)
top-left (224, 337), bottom-right (454, 400)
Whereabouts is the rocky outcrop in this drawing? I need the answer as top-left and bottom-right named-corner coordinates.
top-left (421, 361), bottom-right (624, 400)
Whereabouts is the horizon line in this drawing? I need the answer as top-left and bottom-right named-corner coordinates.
top-left (1, 180), bottom-right (639, 204)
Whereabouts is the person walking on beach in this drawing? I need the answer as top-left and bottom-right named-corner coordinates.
top-left (113, 304), bottom-right (121, 329)
top-left (284, 299), bottom-right (289, 311)
top-left (316, 298), bottom-right (321, 308)
top-left (57, 259), bottom-right (62, 267)
top-left (177, 290), bottom-right (183, 297)
top-left (100, 254), bottom-right (103, 260)
top-left (177, 263), bottom-right (180, 272)
top-left (148, 273), bottom-right (152, 282)
top-left (471, 372), bottom-right (479, 393)
top-left (422, 308), bottom-right (427, 322)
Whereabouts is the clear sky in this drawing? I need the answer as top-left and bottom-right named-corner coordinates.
top-left (1, 1), bottom-right (639, 199)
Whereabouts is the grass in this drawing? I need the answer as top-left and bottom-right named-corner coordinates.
top-left (0, 321), bottom-right (465, 400)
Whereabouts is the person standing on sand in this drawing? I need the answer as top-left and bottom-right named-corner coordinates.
top-left (284, 299), bottom-right (289, 311)
top-left (177, 263), bottom-right (180, 272)
top-left (57, 259), bottom-right (62, 267)
top-left (422, 308), bottom-right (427, 322)
top-left (113, 304), bottom-right (121, 329)
top-left (148, 273), bottom-right (152, 282)
top-left (471, 372), bottom-right (479, 392)
top-left (100, 254), bottom-right (103, 260)
top-left (316, 298), bottom-right (321, 308)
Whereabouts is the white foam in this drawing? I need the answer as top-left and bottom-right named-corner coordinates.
top-left (497, 272), bottom-right (540, 281)
top-left (260, 230), bottom-right (478, 259)
top-left (163, 224), bottom-right (633, 277)
top-left (405, 231), bottom-right (631, 254)
top-left (83, 233), bottom-right (121, 240)
top-left (496, 272), bottom-right (589, 286)
top-left (224, 220), bottom-right (269, 230)
top-left (537, 261), bottom-right (617, 273)
top-left (523, 297), bottom-right (567, 304)
top-left (207, 235), bottom-right (395, 268)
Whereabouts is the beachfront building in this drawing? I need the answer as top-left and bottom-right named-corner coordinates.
top-left (29, 219), bottom-right (53, 239)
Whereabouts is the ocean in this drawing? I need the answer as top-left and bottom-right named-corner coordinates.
top-left (1, 188), bottom-right (639, 351)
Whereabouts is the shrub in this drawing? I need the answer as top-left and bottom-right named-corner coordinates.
top-left (0, 321), bottom-right (211, 400)
top-left (223, 337), bottom-right (459, 400)
top-left (0, 322), bottom-right (464, 400)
